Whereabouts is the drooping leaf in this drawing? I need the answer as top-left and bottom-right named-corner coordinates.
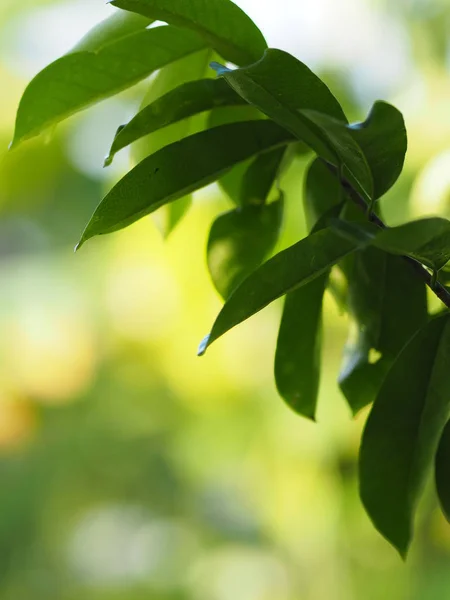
top-left (208, 194), bottom-right (284, 299)
top-left (436, 420), bottom-right (450, 522)
top-left (130, 50), bottom-right (211, 236)
top-left (199, 227), bottom-right (367, 355)
top-left (110, 0), bottom-right (267, 65)
top-left (77, 120), bottom-right (295, 247)
top-left (212, 50), bottom-right (374, 201)
top-left (106, 77), bottom-right (244, 163)
top-left (303, 158), bottom-right (342, 230)
top-left (239, 147), bottom-right (286, 207)
top-left (349, 101), bottom-right (407, 199)
top-left (71, 9), bottom-right (152, 52)
top-left (371, 218), bottom-right (450, 273)
top-left (360, 314), bottom-right (450, 557)
top-left (12, 25), bottom-right (208, 146)
top-left (274, 273), bottom-right (327, 420)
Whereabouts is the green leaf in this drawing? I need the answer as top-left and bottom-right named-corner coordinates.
top-left (349, 101), bottom-right (407, 199)
top-left (71, 9), bottom-right (152, 52)
top-left (110, 0), bottom-right (267, 65)
top-left (371, 218), bottom-right (450, 272)
top-left (130, 50), bottom-right (211, 236)
top-left (77, 120), bottom-right (295, 247)
top-left (106, 77), bottom-right (245, 164)
top-left (303, 158), bottom-right (342, 231)
top-left (212, 50), bottom-right (374, 201)
top-left (436, 420), bottom-right (450, 522)
top-left (199, 227), bottom-right (366, 355)
top-left (207, 194), bottom-right (284, 299)
top-left (360, 314), bottom-right (450, 557)
top-left (12, 25), bottom-right (208, 146)
top-left (274, 274), bottom-right (327, 420)
top-left (340, 251), bottom-right (428, 414)
top-left (239, 148), bottom-right (285, 207)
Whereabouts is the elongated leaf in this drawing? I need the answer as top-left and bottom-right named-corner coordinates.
top-left (71, 10), bottom-right (152, 52)
top-left (239, 148), bottom-right (285, 207)
top-left (77, 120), bottom-right (295, 247)
top-left (360, 314), bottom-right (450, 557)
top-left (349, 101), bottom-right (407, 199)
top-left (212, 50), bottom-right (374, 201)
top-left (275, 274), bottom-right (327, 419)
top-left (208, 195), bottom-right (284, 299)
top-left (131, 50), bottom-right (211, 236)
top-left (372, 218), bottom-right (450, 272)
top-left (110, 0), bottom-right (267, 65)
top-left (12, 26), bottom-right (208, 146)
top-left (106, 77), bottom-right (244, 163)
top-left (199, 227), bottom-right (366, 355)
top-left (436, 420), bottom-right (450, 522)
top-left (304, 158), bottom-right (342, 230)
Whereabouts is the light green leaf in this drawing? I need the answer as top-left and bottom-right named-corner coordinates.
top-left (77, 120), bottom-right (295, 247)
top-left (371, 218), bottom-right (450, 273)
top-left (436, 420), bottom-right (450, 522)
top-left (12, 25), bottom-right (208, 146)
top-left (360, 314), bottom-right (450, 557)
top-left (207, 194), bottom-right (284, 299)
top-left (110, 0), bottom-right (267, 65)
top-left (274, 274), bottom-right (327, 420)
top-left (105, 77), bottom-right (244, 164)
top-left (199, 227), bottom-right (366, 355)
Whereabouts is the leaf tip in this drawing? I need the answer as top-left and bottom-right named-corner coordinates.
top-left (103, 154), bottom-right (113, 168)
top-left (210, 61), bottom-right (231, 77)
top-left (197, 334), bottom-right (211, 357)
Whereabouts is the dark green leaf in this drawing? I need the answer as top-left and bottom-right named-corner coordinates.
top-left (372, 218), bottom-right (450, 272)
top-left (436, 420), bottom-right (450, 522)
top-left (275, 274), bottom-right (327, 420)
top-left (360, 314), bottom-right (450, 557)
top-left (110, 0), bottom-right (267, 65)
top-left (303, 158), bottom-right (342, 231)
top-left (239, 148), bottom-right (285, 207)
top-left (349, 101), bottom-right (407, 199)
top-left (208, 195), bottom-right (284, 299)
top-left (77, 120), bottom-right (295, 247)
top-left (199, 227), bottom-right (366, 355)
top-left (106, 77), bottom-right (244, 164)
top-left (12, 26), bottom-right (208, 146)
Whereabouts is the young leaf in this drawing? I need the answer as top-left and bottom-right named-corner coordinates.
top-left (110, 0), bottom-right (267, 65)
top-left (360, 314), bottom-right (450, 557)
top-left (12, 26), bottom-right (208, 146)
top-left (436, 420), bottom-right (450, 522)
top-left (212, 50), bottom-right (374, 201)
top-left (274, 274), bottom-right (327, 420)
top-left (349, 101), bottom-right (407, 199)
top-left (106, 78), bottom-right (244, 163)
top-left (207, 195), bottom-right (284, 299)
top-left (371, 218), bottom-right (450, 272)
top-left (77, 120), bottom-right (295, 247)
top-left (199, 227), bottom-right (367, 355)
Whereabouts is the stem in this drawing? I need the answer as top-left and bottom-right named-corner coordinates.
top-left (324, 161), bottom-right (450, 310)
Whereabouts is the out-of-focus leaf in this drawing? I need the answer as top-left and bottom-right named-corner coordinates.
top-left (303, 158), bottom-right (342, 230)
top-left (106, 78), bottom-right (244, 164)
top-left (436, 420), bottom-right (450, 522)
top-left (77, 120), bottom-right (295, 247)
top-left (12, 26), bottom-right (208, 146)
top-left (110, 0), bottom-right (267, 65)
top-left (274, 274), bottom-right (327, 420)
top-left (131, 50), bottom-right (210, 236)
top-left (340, 252), bottom-right (428, 414)
top-left (360, 314), bottom-right (450, 557)
top-left (371, 218), bottom-right (450, 272)
top-left (349, 101), bottom-right (407, 199)
top-left (208, 195), bottom-right (284, 299)
top-left (199, 227), bottom-right (367, 355)
top-left (71, 9), bottom-right (152, 52)
top-left (212, 50), bottom-right (374, 201)
top-left (239, 148), bottom-right (285, 207)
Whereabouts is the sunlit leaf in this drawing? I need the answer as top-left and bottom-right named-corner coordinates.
top-left (360, 314), bottom-right (450, 557)
top-left (12, 26), bottom-right (207, 146)
top-left (110, 0), bottom-right (267, 65)
top-left (77, 120), bottom-right (295, 247)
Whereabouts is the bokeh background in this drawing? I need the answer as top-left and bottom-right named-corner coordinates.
top-left (0, 0), bottom-right (450, 598)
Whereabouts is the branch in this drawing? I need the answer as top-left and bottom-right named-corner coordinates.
top-left (323, 161), bottom-right (450, 310)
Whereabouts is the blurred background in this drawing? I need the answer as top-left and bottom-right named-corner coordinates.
top-left (0, 0), bottom-right (449, 598)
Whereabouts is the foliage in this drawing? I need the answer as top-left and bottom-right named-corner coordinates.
top-left (11, 0), bottom-right (450, 558)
